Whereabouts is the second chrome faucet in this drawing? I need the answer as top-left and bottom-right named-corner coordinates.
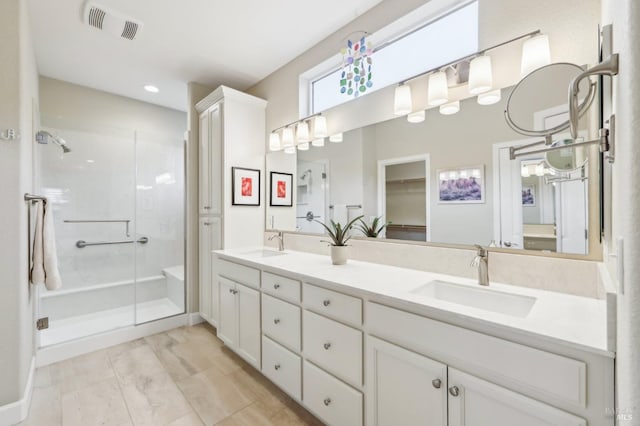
top-left (268, 231), bottom-right (285, 251)
top-left (471, 244), bottom-right (489, 286)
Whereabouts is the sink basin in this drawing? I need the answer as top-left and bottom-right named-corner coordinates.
top-left (240, 249), bottom-right (287, 258)
top-left (410, 280), bottom-right (536, 318)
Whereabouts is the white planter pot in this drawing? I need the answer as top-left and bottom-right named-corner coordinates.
top-left (330, 245), bottom-right (349, 265)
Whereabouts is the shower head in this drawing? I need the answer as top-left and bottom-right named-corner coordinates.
top-left (36, 131), bottom-right (71, 154)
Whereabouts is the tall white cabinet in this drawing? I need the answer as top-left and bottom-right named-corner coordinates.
top-left (196, 86), bottom-right (266, 326)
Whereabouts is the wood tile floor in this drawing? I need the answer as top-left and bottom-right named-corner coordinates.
top-left (20, 323), bottom-right (323, 426)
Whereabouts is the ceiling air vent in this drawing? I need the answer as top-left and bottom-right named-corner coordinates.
top-left (83, 2), bottom-right (143, 41)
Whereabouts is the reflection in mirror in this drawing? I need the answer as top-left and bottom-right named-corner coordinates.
top-left (266, 64), bottom-right (600, 257)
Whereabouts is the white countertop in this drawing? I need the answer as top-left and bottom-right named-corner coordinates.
top-left (215, 247), bottom-right (613, 358)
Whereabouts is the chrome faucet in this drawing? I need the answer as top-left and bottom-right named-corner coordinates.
top-left (471, 244), bottom-right (489, 286)
top-left (268, 231), bottom-right (284, 251)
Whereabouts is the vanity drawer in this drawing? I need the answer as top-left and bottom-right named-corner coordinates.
top-left (303, 310), bottom-right (362, 387)
top-left (262, 294), bottom-right (301, 351)
top-left (303, 283), bottom-right (362, 326)
top-left (367, 302), bottom-right (587, 408)
top-left (262, 272), bottom-right (301, 303)
top-left (217, 259), bottom-right (260, 289)
top-left (303, 360), bottom-right (363, 426)
top-left (262, 336), bottom-right (301, 400)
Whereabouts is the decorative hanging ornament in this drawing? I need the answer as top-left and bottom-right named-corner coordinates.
top-left (339, 31), bottom-right (373, 98)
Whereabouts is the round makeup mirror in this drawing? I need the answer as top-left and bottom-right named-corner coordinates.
top-left (545, 138), bottom-right (588, 172)
top-left (505, 62), bottom-right (596, 138)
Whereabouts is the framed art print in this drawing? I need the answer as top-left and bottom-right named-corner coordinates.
top-left (232, 167), bottom-right (260, 206)
top-left (270, 171), bottom-right (293, 207)
top-left (437, 165), bottom-right (485, 204)
top-left (522, 184), bottom-right (536, 206)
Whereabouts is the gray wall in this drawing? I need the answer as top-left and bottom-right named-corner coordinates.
top-left (0, 0), bottom-right (39, 407)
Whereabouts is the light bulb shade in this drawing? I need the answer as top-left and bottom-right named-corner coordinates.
top-left (468, 55), bottom-right (493, 95)
top-left (439, 100), bottom-right (460, 115)
top-left (284, 146), bottom-right (296, 154)
top-left (296, 121), bottom-right (310, 142)
top-left (521, 165), bottom-right (530, 177)
top-left (428, 71), bottom-right (449, 106)
top-left (269, 132), bottom-right (281, 151)
top-left (312, 138), bottom-right (325, 147)
top-left (394, 85), bottom-right (413, 116)
top-left (535, 164), bottom-right (545, 176)
top-left (477, 89), bottom-right (502, 105)
top-left (521, 34), bottom-right (551, 77)
top-left (407, 110), bottom-right (425, 123)
top-left (282, 127), bottom-right (294, 147)
top-left (297, 142), bottom-right (310, 151)
top-left (329, 133), bottom-right (343, 143)
top-left (313, 116), bottom-right (328, 138)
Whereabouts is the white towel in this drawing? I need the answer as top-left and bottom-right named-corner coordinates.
top-left (332, 204), bottom-right (348, 225)
top-left (31, 201), bottom-right (62, 290)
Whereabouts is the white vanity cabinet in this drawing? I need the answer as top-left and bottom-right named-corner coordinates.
top-left (198, 103), bottom-right (222, 216)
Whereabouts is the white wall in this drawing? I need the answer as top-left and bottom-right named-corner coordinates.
top-left (0, 0), bottom-right (39, 412)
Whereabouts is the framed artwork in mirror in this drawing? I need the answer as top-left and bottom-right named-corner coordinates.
top-left (522, 184), bottom-right (536, 206)
top-left (270, 171), bottom-right (293, 207)
top-left (232, 167), bottom-right (260, 206)
top-left (438, 165), bottom-right (485, 204)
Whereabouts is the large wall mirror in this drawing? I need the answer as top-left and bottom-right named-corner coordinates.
top-left (265, 2), bottom-right (603, 259)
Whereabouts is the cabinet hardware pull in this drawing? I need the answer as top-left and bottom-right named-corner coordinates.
top-left (323, 398), bottom-right (331, 406)
top-left (323, 299), bottom-right (331, 307)
top-left (323, 342), bottom-right (331, 350)
top-left (274, 364), bottom-right (281, 370)
top-left (234, 290), bottom-right (239, 294)
top-left (432, 379), bottom-right (442, 389)
top-left (229, 289), bottom-right (233, 294)
top-left (274, 318), bottom-right (280, 324)
top-left (449, 386), bottom-right (460, 397)
top-left (274, 284), bottom-right (280, 289)
top-left (204, 222), bottom-right (211, 226)
top-left (204, 206), bottom-right (211, 209)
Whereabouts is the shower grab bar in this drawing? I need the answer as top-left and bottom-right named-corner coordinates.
top-left (329, 204), bottom-right (362, 209)
top-left (64, 219), bottom-right (131, 237)
top-left (75, 236), bottom-right (148, 249)
top-left (24, 193), bottom-right (48, 284)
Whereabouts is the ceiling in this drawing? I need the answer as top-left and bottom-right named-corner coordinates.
top-left (28, 0), bottom-right (384, 111)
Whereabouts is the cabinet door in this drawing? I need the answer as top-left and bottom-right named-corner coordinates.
top-left (366, 336), bottom-right (447, 426)
top-left (208, 104), bottom-right (223, 215)
top-left (198, 110), bottom-right (210, 215)
top-left (236, 282), bottom-right (261, 368)
top-left (198, 217), bottom-right (213, 322)
top-left (217, 277), bottom-right (237, 348)
top-left (447, 368), bottom-right (586, 426)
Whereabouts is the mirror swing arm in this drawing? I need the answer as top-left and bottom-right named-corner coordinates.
top-left (508, 54), bottom-right (619, 162)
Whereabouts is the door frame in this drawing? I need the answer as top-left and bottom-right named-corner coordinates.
top-left (377, 154), bottom-right (431, 242)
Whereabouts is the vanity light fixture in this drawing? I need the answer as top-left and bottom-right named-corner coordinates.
top-left (313, 115), bottom-right (328, 138)
top-left (468, 55), bottom-right (493, 95)
top-left (394, 84), bottom-right (413, 115)
top-left (477, 89), bottom-right (502, 105)
top-left (297, 142), bottom-right (310, 151)
top-left (329, 133), bottom-right (343, 143)
top-left (296, 121), bottom-right (310, 142)
top-left (440, 100), bottom-right (460, 115)
top-left (427, 71), bottom-right (449, 106)
top-left (312, 138), bottom-right (325, 147)
top-left (407, 110), bottom-right (425, 123)
top-left (281, 127), bottom-right (294, 148)
top-left (284, 146), bottom-right (296, 154)
top-left (269, 132), bottom-right (281, 151)
top-left (521, 34), bottom-right (551, 77)
top-left (521, 164), bottom-right (530, 177)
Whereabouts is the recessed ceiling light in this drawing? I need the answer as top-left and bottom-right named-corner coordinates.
top-left (86, 159), bottom-right (95, 163)
top-left (144, 85), bottom-right (159, 93)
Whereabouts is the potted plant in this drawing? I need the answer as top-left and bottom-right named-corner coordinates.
top-left (315, 215), bottom-right (363, 265)
top-left (356, 216), bottom-right (388, 238)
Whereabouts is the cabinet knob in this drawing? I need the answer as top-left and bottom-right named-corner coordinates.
top-left (449, 386), bottom-right (460, 397)
top-left (323, 342), bottom-right (331, 350)
top-left (204, 206), bottom-right (211, 210)
top-left (234, 290), bottom-right (238, 295)
top-left (274, 318), bottom-right (280, 324)
top-left (323, 398), bottom-right (331, 406)
top-left (228, 289), bottom-right (233, 294)
top-left (274, 284), bottom-right (280, 289)
top-left (203, 222), bottom-right (211, 226)
top-left (274, 364), bottom-right (281, 371)
top-left (323, 299), bottom-right (331, 307)
top-left (432, 379), bottom-right (442, 389)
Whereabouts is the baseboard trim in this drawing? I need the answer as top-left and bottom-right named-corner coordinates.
top-left (36, 313), bottom-right (189, 367)
top-left (188, 312), bottom-right (205, 326)
top-left (0, 356), bottom-right (35, 426)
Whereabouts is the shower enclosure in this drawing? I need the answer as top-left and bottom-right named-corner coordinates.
top-left (35, 118), bottom-right (185, 347)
